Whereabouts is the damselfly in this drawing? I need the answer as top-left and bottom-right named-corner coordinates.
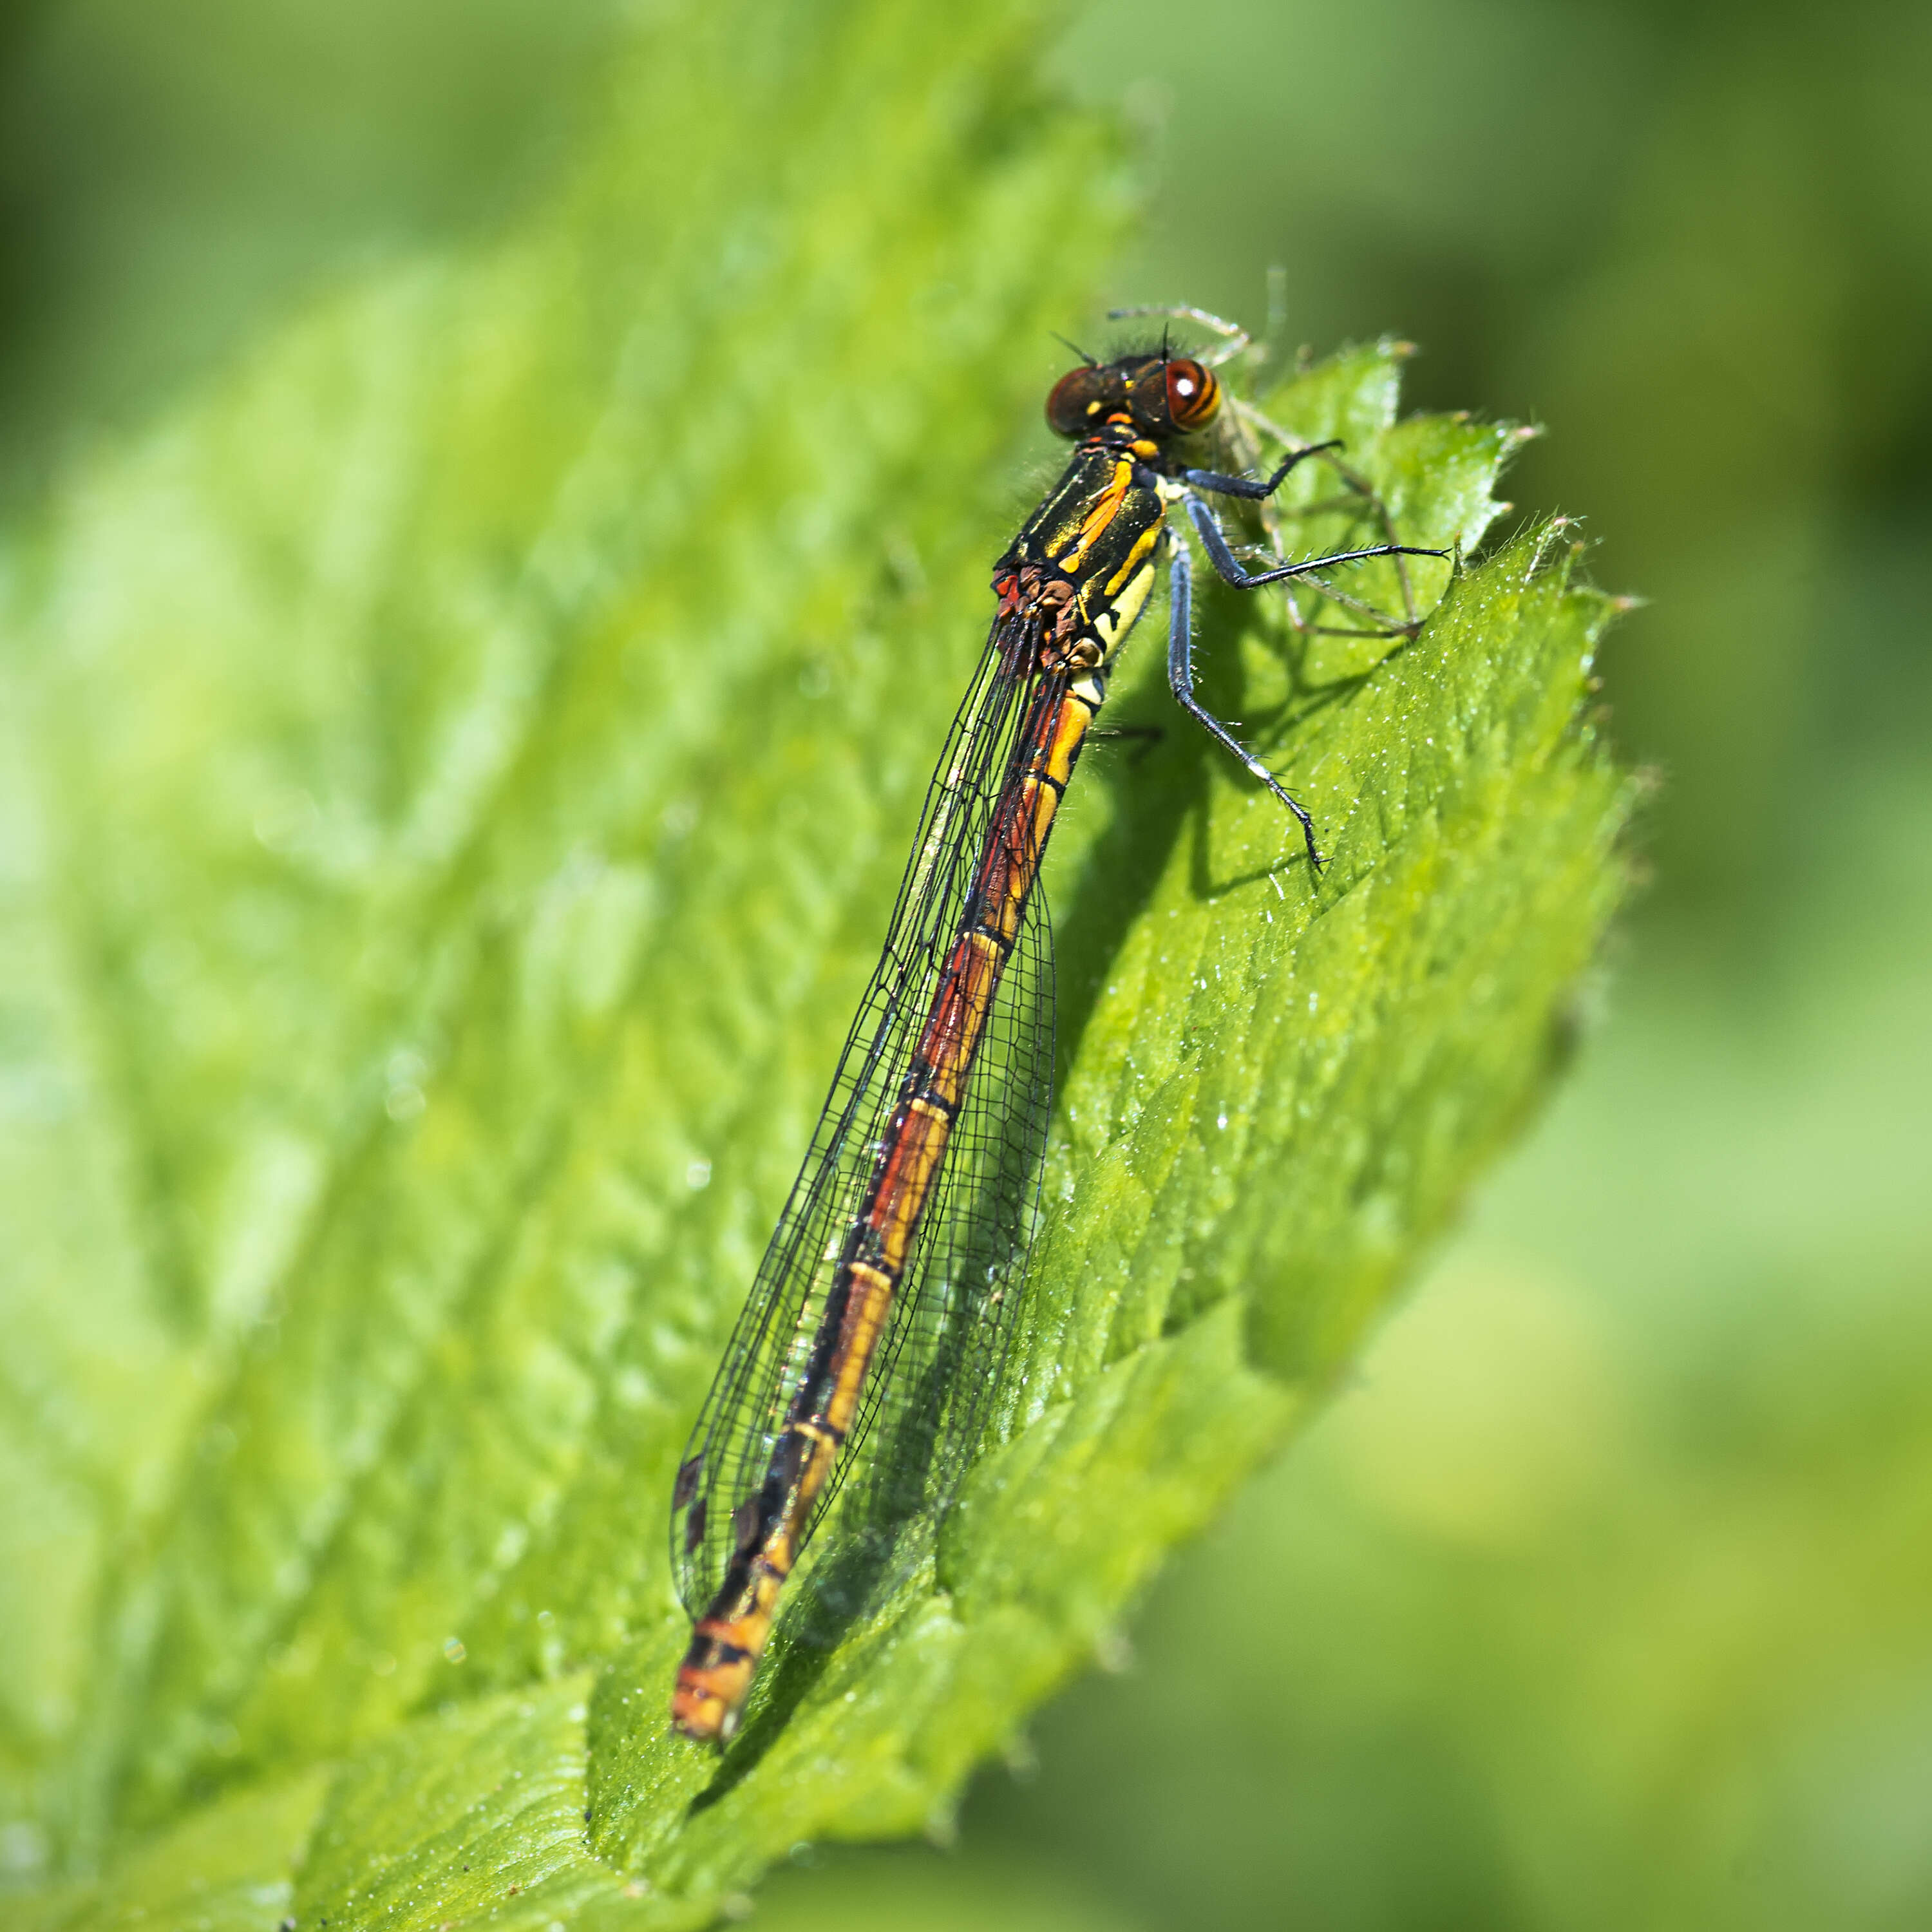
top-left (669, 316), bottom-right (1444, 1744)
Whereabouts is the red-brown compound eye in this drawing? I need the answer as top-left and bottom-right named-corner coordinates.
top-left (1164, 358), bottom-right (1219, 431)
top-left (1046, 365), bottom-right (1117, 438)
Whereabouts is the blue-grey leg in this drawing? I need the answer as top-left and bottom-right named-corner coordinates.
top-left (1182, 439), bottom-right (1343, 502)
top-left (1166, 538), bottom-right (1325, 870)
top-left (1183, 491), bottom-right (1444, 591)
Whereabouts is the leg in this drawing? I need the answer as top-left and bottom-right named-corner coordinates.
top-left (1167, 542), bottom-right (1324, 870)
top-left (1183, 439), bottom-right (1343, 501)
top-left (1109, 303), bottom-right (1251, 368)
top-left (1184, 492), bottom-right (1444, 591)
top-left (1227, 396), bottom-right (1428, 636)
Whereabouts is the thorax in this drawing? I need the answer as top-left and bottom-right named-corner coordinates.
top-left (993, 439), bottom-right (1175, 671)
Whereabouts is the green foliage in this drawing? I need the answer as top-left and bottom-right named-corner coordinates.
top-left (0, 0), bottom-right (1633, 1924)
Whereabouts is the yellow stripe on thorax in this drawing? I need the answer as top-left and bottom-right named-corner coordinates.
top-left (1103, 518), bottom-right (1162, 596)
top-left (1045, 457), bottom-right (1133, 574)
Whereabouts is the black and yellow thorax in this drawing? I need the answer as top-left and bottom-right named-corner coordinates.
top-left (992, 436), bottom-right (1174, 674)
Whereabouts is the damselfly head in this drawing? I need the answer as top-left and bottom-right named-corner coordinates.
top-left (1045, 353), bottom-right (1220, 442)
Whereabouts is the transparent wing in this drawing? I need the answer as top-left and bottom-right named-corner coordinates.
top-left (670, 625), bottom-right (1052, 1616)
top-left (786, 854), bottom-right (1055, 1637)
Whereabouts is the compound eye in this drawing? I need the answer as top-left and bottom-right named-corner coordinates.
top-left (1164, 359), bottom-right (1219, 431)
top-left (1046, 365), bottom-right (1112, 437)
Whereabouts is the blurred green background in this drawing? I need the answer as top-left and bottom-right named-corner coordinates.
top-left (2, 0), bottom-right (1926, 1926)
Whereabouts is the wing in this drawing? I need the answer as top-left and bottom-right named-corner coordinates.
top-left (670, 623), bottom-right (1051, 1617)
top-left (784, 849), bottom-right (1055, 1638)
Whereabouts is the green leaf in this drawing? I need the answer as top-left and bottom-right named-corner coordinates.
top-left (0, 0), bottom-right (1633, 1923)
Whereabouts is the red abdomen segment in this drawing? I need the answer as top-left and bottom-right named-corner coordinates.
top-left (671, 672), bottom-right (1097, 1743)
